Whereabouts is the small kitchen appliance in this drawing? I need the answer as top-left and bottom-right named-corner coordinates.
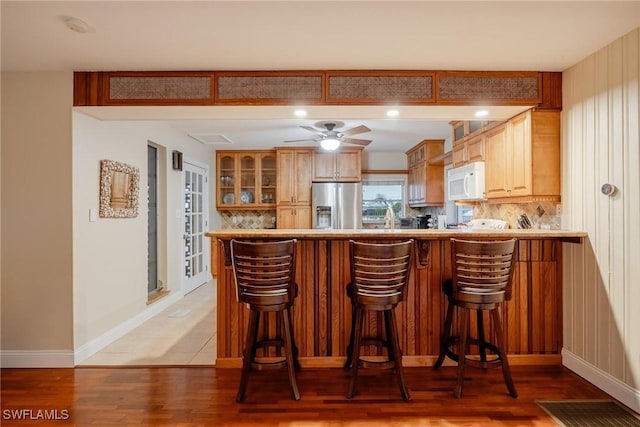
top-left (447, 161), bottom-right (486, 201)
top-left (417, 215), bottom-right (432, 229)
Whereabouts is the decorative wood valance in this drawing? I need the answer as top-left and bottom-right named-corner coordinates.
top-left (74, 70), bottom-right (562, 109)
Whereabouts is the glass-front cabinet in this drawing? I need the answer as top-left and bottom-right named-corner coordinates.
top-left (218, 153), bottom-right (236, 205)
top-left (260, 154), bottom-right (277, 204)
top-left (216, 150), bottom-right (276, 209)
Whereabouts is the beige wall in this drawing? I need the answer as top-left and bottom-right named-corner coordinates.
top-left (562, 27), bottom-right (640, 411)
top-left (72, 112), bottom-right (214, 352)
top-left (0, 71), bottom-right (216, 366)
top-left (1, 72), bottom-right (74, 354)
top-left (362, 151), bottom-right (407, 171)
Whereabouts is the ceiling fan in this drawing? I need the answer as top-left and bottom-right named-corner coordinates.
top-left (284, 121), bottom-right (372, 150)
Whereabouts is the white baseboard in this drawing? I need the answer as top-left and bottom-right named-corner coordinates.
top-left (73, 291), bottom-right (183, 365)
top-left (1, 350), bottom-right (75, 368)
top-left (1, 291), bottom-right (185, 368)
top-left (563, 348), bottom-right (640, 413)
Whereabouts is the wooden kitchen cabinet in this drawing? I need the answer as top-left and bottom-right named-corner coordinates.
top-left (484, 109), bottom-right (560, 203)
top-left (406, 139), bottom-right (445, 207)
top-left (452, 134), bottom-right (485, 168)
top-left (216, 150), bottom-right (276, 209)
top-left (451, 120), bottom-right (484, 143)
top-left (312, 147), bottom-right (362, 182)
top-left (276, 205), bottom-right (311, 229)
top-left (276, 148), bottom-right (312, 228)
top-left (484, 123), bottom-right (509, 199)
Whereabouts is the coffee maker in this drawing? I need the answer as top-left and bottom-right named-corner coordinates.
top-left (416, 214), bottom-right (433, 229)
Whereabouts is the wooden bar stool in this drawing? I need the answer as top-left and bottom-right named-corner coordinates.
top-left (230, 239), bottom-right (300, 402)
top-left (344, 239), bottom-right (414, 400)
top-left (433, 238), bottom-right (518, 398)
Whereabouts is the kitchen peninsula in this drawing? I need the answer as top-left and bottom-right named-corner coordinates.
top-left (206, 229), bottom-right (585, 368)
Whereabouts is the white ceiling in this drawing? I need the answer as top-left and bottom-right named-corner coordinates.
top-left (4, 1), bottom-right (639, 152)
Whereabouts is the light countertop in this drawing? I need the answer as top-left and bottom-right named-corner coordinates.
top-left (205, 228), bottom-right (586, 243)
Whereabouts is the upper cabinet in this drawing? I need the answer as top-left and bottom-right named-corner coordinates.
top-left (276, 148), bottom-right (313, 228)
top-left (451, 120), bottom-right (484, 144)
top-left (450, 120), bottom-right (498, 168)
top-left (216, 150), bottom-right (277, 209)
top-left (452, 133), bottom-right (486, 168)
top-left (484, 109), bottom-right (560, 203)
top-left (312, 147), bottom-right (362, 182)
top-left (406, 139), bottom-right (445, 207)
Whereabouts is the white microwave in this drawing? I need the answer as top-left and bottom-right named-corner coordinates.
top-left (447, 162), bottom-right (486, 201)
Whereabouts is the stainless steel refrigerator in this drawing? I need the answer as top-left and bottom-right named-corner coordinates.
top-left (312, 182), bottom-right (362, 229)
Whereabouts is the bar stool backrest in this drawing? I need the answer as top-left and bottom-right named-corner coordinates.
top-left (230, 239), bottom-right (297, 310)
top-left (450, 239), bottom-right (516, 306)
top-left (349, 240), bottom-right (414, 310)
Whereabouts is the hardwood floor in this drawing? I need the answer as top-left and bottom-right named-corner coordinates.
top-left (1, 365), bottom-right (614, 426)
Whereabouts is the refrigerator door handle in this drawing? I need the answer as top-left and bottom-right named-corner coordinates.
top-left (335, 185), bottom-right (341, 229)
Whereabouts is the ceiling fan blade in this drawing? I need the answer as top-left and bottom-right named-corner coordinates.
top-left (343, 137), bottom-right (372, 146)
top-left (284, 138), bottom-right (317, 143)
top-left (341, 125), bottom-right (371, 136)
top-left (301, 126), bottom-right (325, 136)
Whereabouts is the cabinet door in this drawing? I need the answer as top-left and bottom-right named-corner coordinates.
top-left (484, 124), bottom-right (510, 199)
top-left (276, 150), bottom-right (295, 205)
top-left (217, 153), bottom-right (237, 206)
top-left (408, 162), bottom-right (426, 206)
top-left (313, 149), bottom-right (361, 182)
top-left (508, 113), bottom-right (532, 197)
top-left (452, 141), bottom-right (467, 168)
top-left (276, 206), bottom-right (295, 229)
top-left (276, 206), bottom-right (311, 229)
top-left (313, 151), bottom-right (335, 181)
top-left (293, 205), bottom-right (312, 228)
top-left (294, 150), bottom-right (312, 204)
top-left (466, 134), bottom-right (485, 164)
top-left (238, 154), bottom-right (257, 205)
top-left (335, 150), bottom-right (361, 181)
top-left (259, 153), bottom-right (277, 205)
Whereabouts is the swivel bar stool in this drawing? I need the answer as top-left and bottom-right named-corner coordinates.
top-left (344, 239), bottom-right (414, 400)
top-left (230, 239), bottom-right (300, 402)
top-left (434, 238), bottom-right (518, 398)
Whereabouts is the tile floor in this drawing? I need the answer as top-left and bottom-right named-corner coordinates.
top-left (81, 280), bottom-right (216, 366)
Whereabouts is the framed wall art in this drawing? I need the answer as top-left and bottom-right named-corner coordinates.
top-left (99, 159), bottom-right (140, 218)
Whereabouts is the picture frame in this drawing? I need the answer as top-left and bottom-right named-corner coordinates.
top-left (99, 159), bottom-right (140, 218)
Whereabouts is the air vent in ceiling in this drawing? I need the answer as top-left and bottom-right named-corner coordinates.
top-left (188, 133), bottom-right (234, 145)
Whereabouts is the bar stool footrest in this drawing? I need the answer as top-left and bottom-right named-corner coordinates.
top-left (250, 359), bottom-right (288, 370)
top-left (443, 335), bottom-right (504, 369)
top-left (359, 359), bottom-right (396, 370)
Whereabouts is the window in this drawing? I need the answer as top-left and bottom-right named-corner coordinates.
top-left (362, 174), bottom-right (406, 222)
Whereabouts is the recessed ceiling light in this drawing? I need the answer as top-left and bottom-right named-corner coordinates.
top-left (386, 109), bottom-right (399, 117)
top-left (294, 109), bottom-right (307, 117)
top-left (475, 110), bottom-right (489, 117)
top-left (64, 17), bottom-right (90, 34)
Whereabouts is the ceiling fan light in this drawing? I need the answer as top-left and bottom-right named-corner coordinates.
top-left (320, 138), bottom-right (340, 151)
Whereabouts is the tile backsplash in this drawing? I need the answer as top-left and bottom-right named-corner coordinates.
top-left (220, 210), bottom-right (276, 229)
top-left (473, 201), bottom-right (560, 229)
top-left (218, 203), bottom-right (560, 230)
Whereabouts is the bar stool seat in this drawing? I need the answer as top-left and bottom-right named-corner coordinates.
top-left (344, 239), bottom-right (414, 400)
top-left (230, 239), bottom-right (300, 402)
top-left (433, 238), bottom-right (518, 398)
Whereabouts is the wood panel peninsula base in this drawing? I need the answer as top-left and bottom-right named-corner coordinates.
top-left (205, 229), bottom-right (585, 368)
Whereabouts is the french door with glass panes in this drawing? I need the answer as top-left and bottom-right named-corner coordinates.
top-left (183, 161), bottom-right (210, 294)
